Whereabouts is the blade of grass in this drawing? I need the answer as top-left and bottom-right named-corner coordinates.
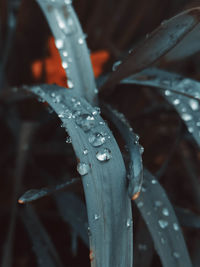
top-left (20, 84), bottom-right (133, 267)
top-left (36, 0), bottom-right (97, 104)
top-left (101, 7), bottom-right (200, 93)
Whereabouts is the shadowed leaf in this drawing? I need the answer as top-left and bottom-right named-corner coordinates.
top-left (134, 169), bottom-right (192, 267)
top-left (101, 7), bottom-right (200, 92)
top-left (122, 68), bottom-right (200, 147)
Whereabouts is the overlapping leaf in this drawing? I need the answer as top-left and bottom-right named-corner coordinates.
top-left (101, 7), bottom-right (200, 92)
top-left (18, 84), bottom-right (133, 267)
top-left (121, 68), bottom-right (200, 147)
top-left (36, 0), bottom-right (96, 103)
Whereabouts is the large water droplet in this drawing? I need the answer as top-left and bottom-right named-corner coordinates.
top-left (75, 114), bottom-right (95, 132)
top-left (162, 208), bottom-right (169, 216)
top-left (78, 37), bottom-right (84, 44)
top-left (83, 149), bottom-right (88, 155)
top-left (173, 98), bottom-right (180, 105)
top-left (62, 61), bottom-right (68, 69)
top-left (181, 113), bottom-right (192, 121)
top-left (67, 79), bottom-right (74, 89)
top-left (77, 163), bottom-right (90, 176)
top-left (151, 179), bottom-right (157, 184)
top-left (96, 148), bottom-right (112, 161)
top-left (164, 90), bottom-right (171, 96)
top-left (189, 99), bottom-right (199, 111)
top-left (88, 132), bottom-right (106, 147)
top-left (158, 220), bottom-right (168, 229)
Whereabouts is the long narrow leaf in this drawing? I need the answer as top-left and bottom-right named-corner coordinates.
top-left (101, 7), bottom-right (200, 92)
top-left (121, 68), bottom-right (200, 147)
top-left (36, 0), bottom-right (97, 104)
top-left (20, 84), bottom-right (133, 267)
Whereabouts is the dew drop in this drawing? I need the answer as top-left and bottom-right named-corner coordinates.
top-left (62, 61), bottom-right (68, 69)
top-left (162, 208), bottom-right (169, 216)
top-left (63, 51), bottom-right (68, 57)
top-left (88, 132), bottom-right (106, 147)
top-left (96, 148), bottom-right (112, 162)
top-left (75, 114), bottom-right (95, 132)
top-left (181, 113), bottom-right (192, 121)
top-left (158, 219), bottom-right (168, 229)
top-left (78, 37), bottom-right (84, 44)
top-left (77, 163), bottom-right (90, 176)
top-left (83, 149), bottom-right (88, 155)
top-left (151, 179), bottom-right (157, 184)
top-left (189, 99), bottom-right (199, 111)
top-left (92, 107), bottom-right (101, 116)
top-left (164, 90), bottom-right (171, 96)
top-left (55, 39), bottom-right (64, 49)
top-left (126, 218), bottom-right (133, 228)
top-left (188, 127), bottom-right (194, 133)
top-left (173, 99), bottom-right (180, 105)
top-left (139, 145), bottom-right (144, 154)
top-left (154, 200), bottom-right (162, 207)
top-left (112, 60), bottom-right (121, 71)
top-left (66, 136), bottom-right (72, 143)
top-left (197, 121), bottom-right (200, 127)
top-left (94, 214), bottom-right (100, 220)
top-left (173, 252), bottom-right (180, 259)
top-left (173, 223), bottom-right (179, 231)
top-left (137, 201), bottom-right (144, 208)
top-left (67, 79), bottom-right (74, 89)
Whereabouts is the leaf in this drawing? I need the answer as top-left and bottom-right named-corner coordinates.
top-left (36, 0), bottom-right (97, 104)
top-left (121, 68), bottom-right (200, 147)
top-left (20, 205), bottom-right (64, 267)
top-left (21, 84), bottom-right (133, 267)
top-left (102, 103), bottom-right (143, 199)
top-left (100, 7), bottom-right (200, 92)
top-left (134, 169), bottom-right (192, 267)
top-left (18, 177), bottom-right (80, 204)
top-left (54, 192), bottom-right (89, 247)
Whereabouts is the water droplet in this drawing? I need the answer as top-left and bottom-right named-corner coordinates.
top-left (96, 148), bottom-right (112, 162)
top-left (92, 107), bottom-right (101, 116)
top-left (197, 121), bottom-right (200, 127)
top-left (126, 218), bottom-right (133, 228)
top-left (63, 51), bottom-right (68, 57)
top-left (94, 214), bottom-right (100, 220)
top-left (189, 99), bottom-right (199, 111)
top-left (188, 127), bottom-right (194, 133)
top-left (164, 90), bottom-right (171, 96)
top-left (77, 163), bottom-right (90, 176)
top-left (94, 88), bottom-right (98, 94)
top-left (67, 79), bottom-right (74, 88)
top-left (55, 39), bottom-right (64, 49)
top-left (62, 61), bottom-right (68, 69)
top-left (66, 136), bottom-right (72, 143)
top-left (181, 113), bottom-right (192, 121)
top-left (58, 112), bottom-right (65, 118)
top-left (83, 149), bottom-right (88, 155)
top-left (154, 200), bottom-right (162, 207)
top-left (162, 208), bottom-right (169, 216)
top-left (88, 132), bottom-right (106, 147)
top-left (173, 252), bottom-right (180, 258)
top-left (139, 145), bottom-right (144, 154)
top-left (158, 220), bottom-right (168, 229)
top-left (137, 201), bottom-right (144, 208)
top-left (112, 60), bottom-right (121, 71)
top-left (78, 37), bottom-right (84, 44)
top-left (64, 0), bottom-right (72, 4)
top-left (75, 114), bottom-right (95, 132)
top-left (173, 223), bottom-right (179, 231)
top-left (51, 92), bottom-right (56, 97)
top-left (151, 179), bottom-right (157, 184)
top-left (173, 99), bottom-right (180, 105)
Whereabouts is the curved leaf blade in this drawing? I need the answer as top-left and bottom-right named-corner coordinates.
top-left (122, 68), bottom-right (200, 147)
top-left (101, 7), bottom-right (200, 92)
top-left (36, 0), bottom-right (97, 104)
top-left (20, 84), bottom-right (133, 267)
top-left (135, 169), bottom-right (192, 267)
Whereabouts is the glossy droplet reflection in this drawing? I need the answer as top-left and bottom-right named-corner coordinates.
top-left (88, 132), bottom-right (106, 147)
top-left (158, 219), bottom-right (168, 229)
top-left (75, 114), bottom-right (95, 132)
top-left (96, 148), bottom-right (112, 162)
top-left (77, 163), bottom-right (90, 176)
